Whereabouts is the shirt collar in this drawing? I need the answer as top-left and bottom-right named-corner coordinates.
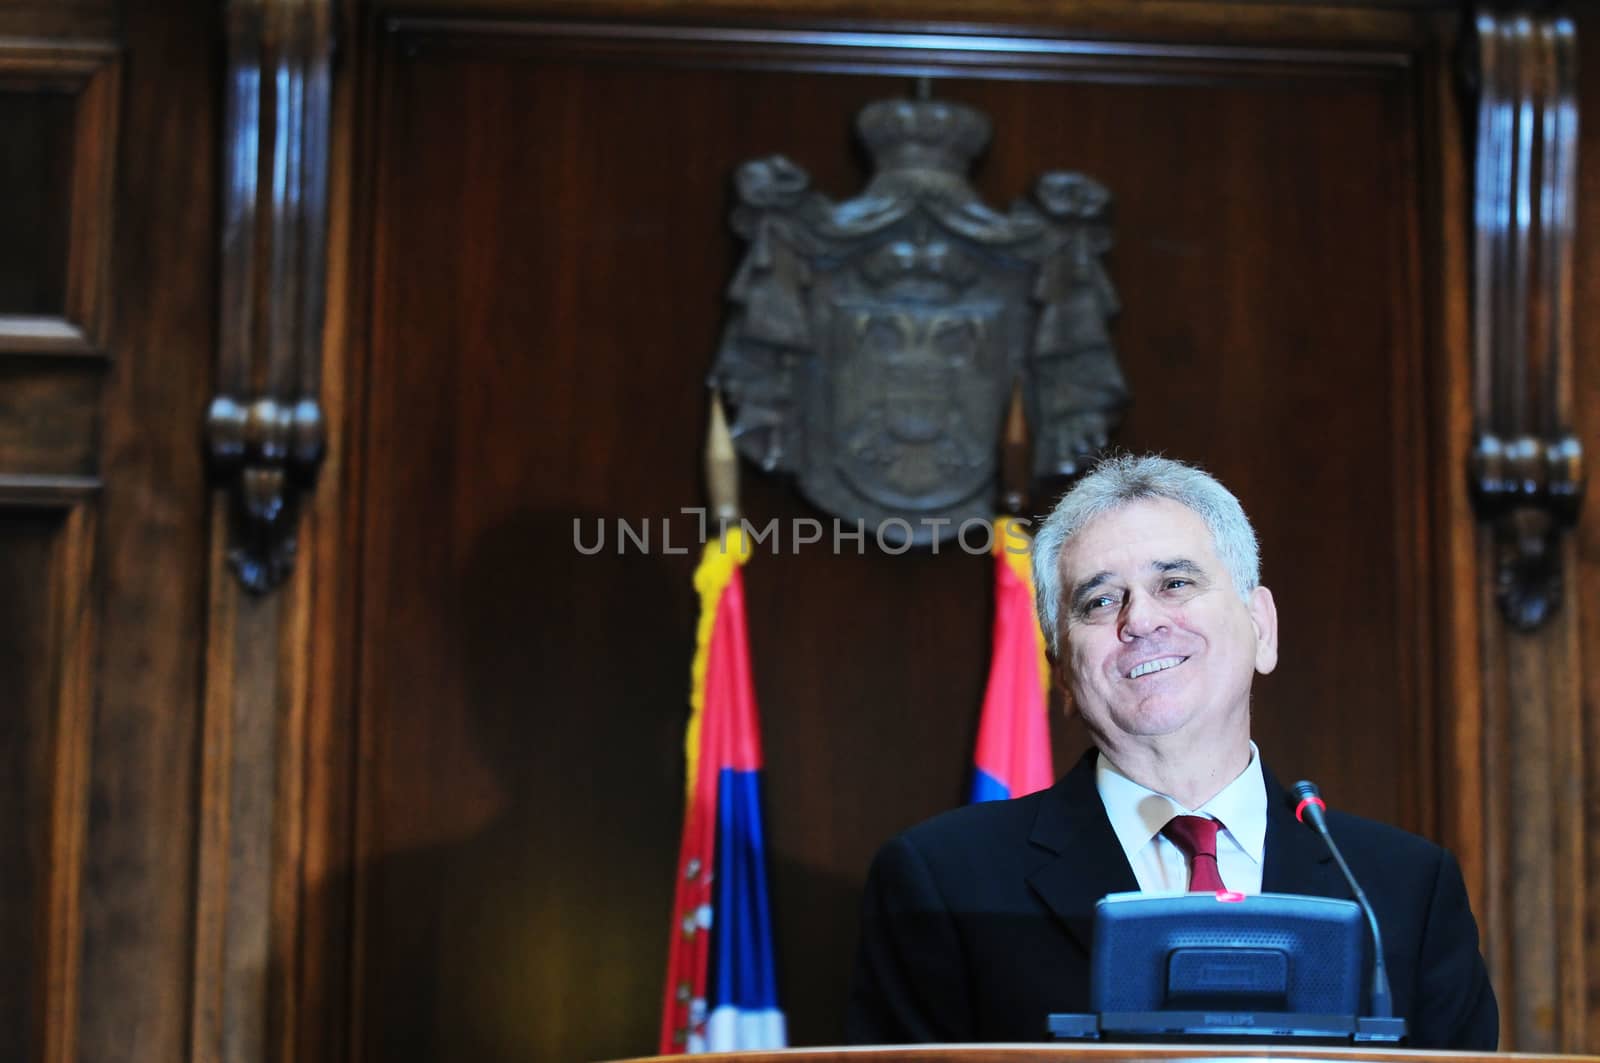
top-left (1095, 741), bottom-right (1267, 864)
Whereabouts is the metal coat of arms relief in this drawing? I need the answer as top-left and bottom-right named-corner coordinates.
top-left (712, 96), bottom-right (1128, 544)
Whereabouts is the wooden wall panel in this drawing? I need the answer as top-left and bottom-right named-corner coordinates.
top-left (0, 90), bottom-right (73, 315)
top-left (0, 5), bottom-right (117, 40)
top-left (0, 30), bottom-right (116, 1063)
top-left (0, 368), bottom-right (101, 475)
top-left (71, 1), bottom-right (218, 1060)
top-left (0, 494), bottom-right (98, 1063)
top-left (0, 512), bottom-right (69, 1063)
top-left (335, 15), bottom-right (1457, 1060)
top-left (0, 40), bottom-right (118, 357)
top-left (1574, 5), bottom-right (1600, 1048)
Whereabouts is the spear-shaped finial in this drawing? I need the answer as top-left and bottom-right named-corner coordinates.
top-left (705, 388), bottom-right (740, 523)
top-left (1001, 379), bottom-right (1030, 516)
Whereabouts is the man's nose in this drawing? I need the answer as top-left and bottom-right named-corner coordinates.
top-left (1118, 590), bottom-right (1168, 640)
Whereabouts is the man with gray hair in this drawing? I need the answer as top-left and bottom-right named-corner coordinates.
top-left (846, 454), bottom-right (1496, 1049)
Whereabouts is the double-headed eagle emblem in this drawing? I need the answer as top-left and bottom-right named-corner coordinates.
top-left (712, 97), bottom-right (1128, 543)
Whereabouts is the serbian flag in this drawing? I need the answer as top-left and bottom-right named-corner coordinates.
top-left (970, 518), bottom-right (1055, 802)
top-left (660, 528), bottom-right (786, 1054)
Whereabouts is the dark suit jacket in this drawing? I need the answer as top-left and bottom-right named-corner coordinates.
top-left (846, 750), bottom-right (1497, 1049)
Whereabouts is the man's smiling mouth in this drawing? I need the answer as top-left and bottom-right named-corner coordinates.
top-left (1127, 656), bottom-right (1188, 680)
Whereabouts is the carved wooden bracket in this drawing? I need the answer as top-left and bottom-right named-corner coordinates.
top-left (206, 0), bottom-right (333, 593)
top-left (1468, 9), bottom-right (1584, 631)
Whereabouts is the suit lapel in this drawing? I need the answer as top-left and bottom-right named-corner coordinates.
top-left (1260, 769), bottom-right (1345, 897)
top-left (1025, 750), bottom-right (1139, 952)
top-left (1025, 757), bottom-right (1348, 951)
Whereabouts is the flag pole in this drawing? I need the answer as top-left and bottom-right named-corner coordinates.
top-left (706, 388), bottom-right (740, 524)
top-left (1001, 377), bottom-right (1030, 517)
top-left (971, 376), bottom-right (1055, 803)
top-left (662, 389), bottom-right (785, 1053)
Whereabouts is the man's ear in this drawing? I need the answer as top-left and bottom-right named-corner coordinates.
top-left (1248, 585), bottom-right (1279, 675)
top-left (1052, 657), bottom-right (1080, 719)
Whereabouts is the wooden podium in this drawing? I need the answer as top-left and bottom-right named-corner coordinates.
top-left (604, 1047), bottom-right (1600, 1063)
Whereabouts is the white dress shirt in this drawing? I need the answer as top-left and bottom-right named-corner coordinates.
top-left (1094, 741), bottom-right (1267, 894)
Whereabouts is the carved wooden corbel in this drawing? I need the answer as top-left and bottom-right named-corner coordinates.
top-left (1468, 9), bottom-right (1584, 630)
top-left (206, 0), bottom-right (333, 593)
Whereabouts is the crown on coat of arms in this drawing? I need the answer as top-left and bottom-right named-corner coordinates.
top-left (856, 98), bottom-right (992, 172)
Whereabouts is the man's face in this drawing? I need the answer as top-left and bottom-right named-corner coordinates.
top-left (1055, 497), bottom-right (1278, 747)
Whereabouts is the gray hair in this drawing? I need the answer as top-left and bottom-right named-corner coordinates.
top-left (1031, 454), bottom-right (1261, 657)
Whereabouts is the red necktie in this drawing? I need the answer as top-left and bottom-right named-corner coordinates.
top-left (1163, 815), bottom-right (1227, 892)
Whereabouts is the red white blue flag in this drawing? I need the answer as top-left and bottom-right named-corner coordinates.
top-left (660, 530), bottom-right (786, 1054)
top-left (971, 519), bottom-right (1055, 802)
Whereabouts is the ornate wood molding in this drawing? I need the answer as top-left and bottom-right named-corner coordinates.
top-left (206, 0), bottom-right (333, 594)
top-left (1465, 11), bottom-right (1587, 1051)
top-left (193, 9), bottom-right (334, 1063)
top-left (1468, 9), bottom-right (1584, 631)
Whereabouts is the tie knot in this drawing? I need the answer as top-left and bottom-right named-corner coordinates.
top-left (1162, 814), bottom-right (1220, 860)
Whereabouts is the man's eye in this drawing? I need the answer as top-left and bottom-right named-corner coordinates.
top-left (1085, 594), bottom-right (1117, 612)
top-left (1162, 578), bottom-right (1191, 591)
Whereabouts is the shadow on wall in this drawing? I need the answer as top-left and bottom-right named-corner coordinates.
top-left (335, 506), bottom-right (694, 1063)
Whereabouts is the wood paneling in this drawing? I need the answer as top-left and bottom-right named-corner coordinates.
top-left (1574, 5), bottom-right (1600, 1050)
top-left (0, 6), bottom-right (117, 40)
top-left (0, 368), bottom-right (101, 475)
top-left (0, 497), bottom-right (97, 1063)
top-left (0, 90), bottom-right (74, 315)
top-left (0, 40), bottom-right (119, 358)
top-left (0, 33), bottom-right (118, 1063)
top-left (0, 518), bottom-right (54, 1061)
top-left (377, 0), bottom-right (1448, 44)
top-left (73, 2), bottom-right (218, 1062)
top-left (0, 512), bottom-right (70, 1063)
top-left (329, 15), bottom-right (1459, 1060)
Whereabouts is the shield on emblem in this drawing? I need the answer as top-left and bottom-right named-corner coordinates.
top-left (831, 300), bottom-right (1006, 511)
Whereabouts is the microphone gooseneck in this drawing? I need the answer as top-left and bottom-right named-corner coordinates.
top-left (1291, 780), bottom-right (1394, 1019)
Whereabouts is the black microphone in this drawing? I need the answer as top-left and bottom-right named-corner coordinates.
top-left (1291, 780), bottom-right (1394, 1020)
